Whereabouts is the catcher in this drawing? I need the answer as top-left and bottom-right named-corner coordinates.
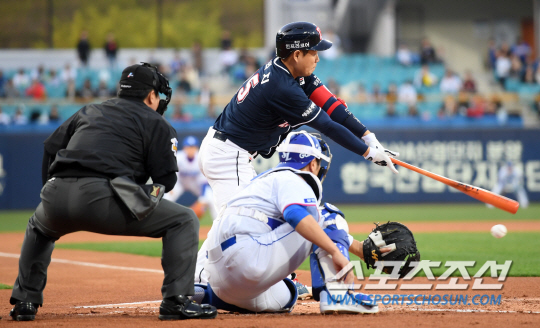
top-left (191, 131), bottom-right (419, 314)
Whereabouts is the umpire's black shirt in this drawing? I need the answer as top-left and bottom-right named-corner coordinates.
top-left (43, 97), bottom-right (178, 191)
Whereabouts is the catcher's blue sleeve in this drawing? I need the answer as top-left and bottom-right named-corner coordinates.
top-left (283, 204), bottom-right (310, 229)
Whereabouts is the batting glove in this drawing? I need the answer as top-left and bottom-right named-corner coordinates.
top-left (362, 133), bottom-right (399, 158)
top-left (362, 133), bottom-right (399, 174)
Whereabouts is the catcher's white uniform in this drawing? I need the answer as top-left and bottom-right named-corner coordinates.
top-left (201, 167), bottom-right (322, 312)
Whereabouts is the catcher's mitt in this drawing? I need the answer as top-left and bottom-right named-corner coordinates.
top-left (362, 221), bottom-right (420, 278)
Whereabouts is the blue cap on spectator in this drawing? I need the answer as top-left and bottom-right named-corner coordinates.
top-left (183, 136), bottom-right (199, 147)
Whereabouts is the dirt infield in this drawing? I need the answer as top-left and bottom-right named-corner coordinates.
top-left (1, 221), bottom-right (539, 326)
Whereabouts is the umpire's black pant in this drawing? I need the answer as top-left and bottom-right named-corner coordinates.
top-left (10, 177), bottom-right (199, 306)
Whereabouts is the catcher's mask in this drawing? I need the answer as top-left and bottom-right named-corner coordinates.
top-left (275, 131), bottom-right (332, 183)
top-left (119, 62), bottom-right (172, 115)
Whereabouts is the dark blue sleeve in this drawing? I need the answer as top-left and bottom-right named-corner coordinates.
top-left (270, 83), bottom-right (320, 127)
top-left (307, 110), bottom-right (369, 156)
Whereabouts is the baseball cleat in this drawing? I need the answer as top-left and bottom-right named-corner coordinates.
top-left (159, 295), bottom-right (217, 320)
top-left (9, 301), bottom-right (38, 321)
top-left (293, 279), bottom-right (313, 300)
top-left (319, 290), bottom-right (378, 314)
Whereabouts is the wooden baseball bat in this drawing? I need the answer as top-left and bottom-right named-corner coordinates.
top-left (390, 158), bottom-right (519, 214)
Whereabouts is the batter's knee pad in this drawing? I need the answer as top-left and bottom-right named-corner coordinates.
top-left (310, 228), bottom-right (351, 301)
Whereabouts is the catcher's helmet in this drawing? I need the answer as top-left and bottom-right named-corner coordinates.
top-left (276, 131), bottom-right (332, 182)
top-left (276, 22), bottom-right (332, 59)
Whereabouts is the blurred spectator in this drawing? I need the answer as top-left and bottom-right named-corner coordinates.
top-left (171, 104), bottom-right (192, 122)
top-left (419, 38), bottom-right (437, 65)
top-left (4, 79), bottom-right (19, 98)
top-left (29, 109), bottom-right (43, 124)
top-left (170, 49), bottom-right (186, 76)
top-left (326, 78), bottom-right (340, 96)
top-left (177, 75), bottom-right (192, 94)
top-left (396, 44), bottom-right (414, 66)
top-left (439, 69), bottom-right (462, 94)
top-left (466, 96), bottom-right (485, 118)
top-left (49, 105), bottom-right (61, 123)
top-left (65, 79), bottom-right (76, 100)
top-left (511, 36), bottom-right (531, 65)
top-left (509, 54), bottom-right (523, 79)
top-left (98, 68), bottom-right (111, 85)
top-left (0, 106), bottom-right (10, 125)
top-left (495, 50), bottom-right (511, 88)
top-left (76, 79), bottom-right (95, 100)
top-left (356, 84), bottom-right (370, 103)
top-left (487, 38), bottom-right (497, 69)
top-left (47, 69), bottom-right (62, 88)
top-left (439, 96), bottom-right (459, 117)
top-left (182, 65), bottom-right (201, 91)
top-left (385, 83), bottom-right (398, 103)
top-left (219, 30), bottom-right (238, 74)
top-left (386, 103), bottom-right (397, 117)
top-left (221, 30), bottom-right (232, 49)
top-left (26, 79), bottom-right (47, 100)
top-left (461, 70), bottom-right (477, 93)
top-left (13, 69), bottom-right (30, 89)
top-left (414, 65), bottom-right (438, 88)
top-left (13, 107), bottom-right (28, 125)
top-left (320, 30), bottom-right (341, 60)
top-left (371, 83), bottom-right (386, 103)
top-left (30, 65), bottom-right (47, 82)
top-left (484, 99), bottom-right (500, 116)
top-left (96, 81), bottom-right (113, 98)
top-left (397, 81), bottom-right (417, 105)
top-left (104, 32), bottom-right (118, 68)
top-left (500, 42), bottom-right (512, 57)
top-left (407, 104), bottom-right (419, 117)
top-left (77, 30), bottom-right (91, 67)
top-left (199, 82), bottom-right (216, 118)
top-left (60, 63), bottom-right (77, 83)
top-left (522, 64), bottom-right (536, 84)
top-left (192, 40), bottom-right (204, 75)
top-left (0, 70), bottom-right (5, 97)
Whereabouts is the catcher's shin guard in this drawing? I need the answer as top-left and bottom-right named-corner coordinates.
top-left (310, 228), bottom-right (351, 301)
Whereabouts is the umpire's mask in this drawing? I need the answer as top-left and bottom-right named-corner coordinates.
top-left (276, 131), bottom-right (332, 183)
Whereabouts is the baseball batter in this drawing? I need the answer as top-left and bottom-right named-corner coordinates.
top-left (199, 21), bottom-right (400, 214)
top-left (192, 131), bottom-right (378, 313)
top-left (164, 136), bottom-right (217, 220)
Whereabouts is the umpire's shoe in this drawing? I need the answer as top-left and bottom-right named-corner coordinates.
top-left (159, 295), bottom-right (217, 320)
top-left (9, 301), bottom-right (38, 321)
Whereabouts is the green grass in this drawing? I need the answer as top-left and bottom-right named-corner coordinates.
top-left (336, 203), bottom-right (540, 223)
top-left (1, 204), bottom-right (539, 233)
top-left (55, 231), bottom-right (540, 277)
top-left (0, 283), bottom-right (13, 289)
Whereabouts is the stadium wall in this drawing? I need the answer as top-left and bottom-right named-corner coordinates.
top-left (1, 127), bottom-right (539, 209)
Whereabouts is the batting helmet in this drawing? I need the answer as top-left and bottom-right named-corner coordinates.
top-left (276, 131), bottom-right (332, 182)
top-left (276, 22), bottom-right (332, 59)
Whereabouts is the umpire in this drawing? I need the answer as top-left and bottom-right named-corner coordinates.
top-left (8, 63), bottom-right (217, 321)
